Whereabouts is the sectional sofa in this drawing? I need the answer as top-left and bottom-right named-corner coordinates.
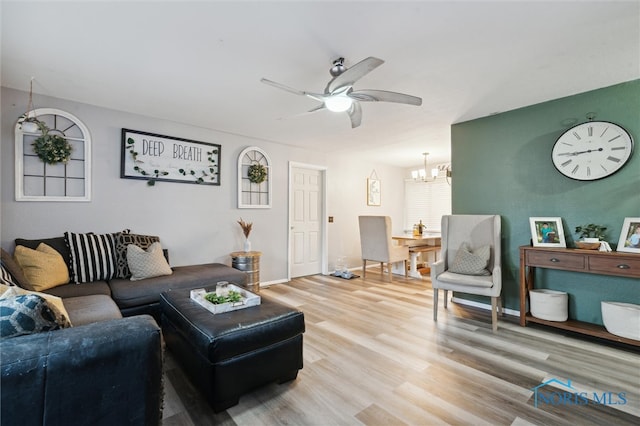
top-left (0, 231), bottom-right (247, 425)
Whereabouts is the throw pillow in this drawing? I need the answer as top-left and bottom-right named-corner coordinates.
top-left (13, 243), bottom-right (70, 291)
top-left (0, 284), bottom-right (72, 328)
top-left (127, 242), bottom-right (173, 281)
top-left (0, 262), bottom-right (18, 287)
top-left (65, 232), bottom-right (118, 283)
top-left (0, 294), bottom-right (61, 338)
top-left (1, 248), bottom-right (30, 288)
top-left (449, 242), bottom-right (491, 276)
top-left (114, 232), bottom-right (160, 278)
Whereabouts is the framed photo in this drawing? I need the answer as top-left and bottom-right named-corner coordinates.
top-left (367, 178), bottom-right (381, 206)
top-left (121, 129), bottom-right (220, 185)
top-left (616, 217), bottom-right (640, 253)
top-left (529, 217), bottom-right (566, 247)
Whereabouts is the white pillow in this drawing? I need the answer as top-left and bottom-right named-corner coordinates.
top-left (127, 242), bottom-right (173, 281)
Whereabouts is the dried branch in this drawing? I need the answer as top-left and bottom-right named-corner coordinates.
top-left (237, 218), bottom-right (253, 238)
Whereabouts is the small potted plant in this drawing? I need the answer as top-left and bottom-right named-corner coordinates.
top-left (574, 223), bottom-right (607, 249)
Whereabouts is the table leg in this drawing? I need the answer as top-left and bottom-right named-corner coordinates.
top-left (408, 252), bottom-right (422, 278)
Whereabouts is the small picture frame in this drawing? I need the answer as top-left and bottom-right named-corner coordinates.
top-left (367, 178), bottom-right (381, 206)
top-left (616, 217), bottom-right (640, 253)
top-left (529, 217), bottom-right (566, 248)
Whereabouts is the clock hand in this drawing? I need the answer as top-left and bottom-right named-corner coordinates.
top-left (557, 148), bottom-right (604, 156)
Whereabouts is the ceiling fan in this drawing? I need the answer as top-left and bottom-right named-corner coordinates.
top-left (261, 57), bottom-right (422, 128)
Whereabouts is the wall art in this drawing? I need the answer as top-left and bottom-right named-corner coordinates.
top-left (121, 129), bottom-right (220, 186)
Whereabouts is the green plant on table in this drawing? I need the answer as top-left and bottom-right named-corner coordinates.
top-left (204, 290), bottom-right (243, 304)
top-left (574, 223), bottom-right (607, 240)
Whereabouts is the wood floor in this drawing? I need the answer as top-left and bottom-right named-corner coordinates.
top-left (161, 269), bottom-right (640, 426)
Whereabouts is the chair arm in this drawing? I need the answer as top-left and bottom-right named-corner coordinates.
top-left (431, 259), bottom-right (445, 278)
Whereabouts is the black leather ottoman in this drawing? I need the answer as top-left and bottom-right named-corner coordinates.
top-left (160, 288), bottom-right (305, 412)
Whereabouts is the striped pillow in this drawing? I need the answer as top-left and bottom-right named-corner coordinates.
top-left (65, 232), bottom-right (118, 283)
top-left (0, 262), bottom-right (17, 287)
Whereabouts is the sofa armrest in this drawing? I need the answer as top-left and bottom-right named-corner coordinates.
top-left (1, 315), bottom-right (163, 426)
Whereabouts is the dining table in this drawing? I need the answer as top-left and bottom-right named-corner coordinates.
top-left (392, 232), bottom-right (442, 278)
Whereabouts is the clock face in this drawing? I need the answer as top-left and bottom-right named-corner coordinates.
top-left (551, 121), bottom-right (634, 181)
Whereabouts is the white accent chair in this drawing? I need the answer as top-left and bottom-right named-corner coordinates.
top-left (430, 215), bottom-right (502, 332)
top-left (358, 216), bottom-right (409, 282)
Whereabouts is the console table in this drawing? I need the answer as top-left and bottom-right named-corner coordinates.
top-left (519, 246), bottom-right (640, 346)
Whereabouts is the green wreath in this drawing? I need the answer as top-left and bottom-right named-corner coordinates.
top-left (32, 124), bottom-right (72, 165)
top-left (247, 163), bottom-right (267, 184)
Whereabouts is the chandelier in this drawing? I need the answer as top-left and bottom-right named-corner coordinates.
top-left (411, 152), bottom-right (451, 185)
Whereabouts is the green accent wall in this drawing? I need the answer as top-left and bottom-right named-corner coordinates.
top-left (451, 80), bottom-right (640, 325)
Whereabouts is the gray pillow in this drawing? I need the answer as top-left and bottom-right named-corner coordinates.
top-left (449, 242), bottom-right (491, 276)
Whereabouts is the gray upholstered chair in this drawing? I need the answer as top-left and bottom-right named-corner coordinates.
top-left (358, 216), bottom-right (409, 282)
top-left (430, 215), bottom-right (502, 332)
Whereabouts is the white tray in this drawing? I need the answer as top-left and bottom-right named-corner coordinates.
top-left (190, 284), bottom-right (261, 314)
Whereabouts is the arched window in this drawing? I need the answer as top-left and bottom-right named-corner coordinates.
top-left (238, 146), bottom-right (271, 208)
top-left (15, 108), bottom-right (91, 201)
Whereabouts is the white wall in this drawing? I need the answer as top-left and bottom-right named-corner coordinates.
top-left (2, 87), bottom-right (408, 282)
top-left (326, 157), bottom-right (405, 271)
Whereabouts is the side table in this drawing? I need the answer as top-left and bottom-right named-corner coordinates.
top-left (230, 251), bottom-right (262, 293)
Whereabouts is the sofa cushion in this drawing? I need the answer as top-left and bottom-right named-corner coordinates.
top-left (115, 232), bottom-right (160, 278)
top-left (65, 232), bottom-right (118, 283)
top-left (0, 294), bottom-right (61, 338)
top-left (1, 248), bottom-right (30, 288)
top-left (14, 236), bottom-right (70, 266)
top-left (127, 242), bottom-right (172, 281)
top-left (1, 284), bottom-right (72, 328)
top-left (109, 263), bottom-right (247, 309)
top-left (42, 281), bottom-right (111, 298)
top-left (63, 295), bottom-right (122, 326)
top-left (13, 243), bottom-right (70, 291)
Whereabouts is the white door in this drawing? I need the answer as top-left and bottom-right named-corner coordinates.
top-left (290, 166), bottom-right (323, 277)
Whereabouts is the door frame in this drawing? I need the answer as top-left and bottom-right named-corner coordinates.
top-left (288, 161), bottom-right (328, 280)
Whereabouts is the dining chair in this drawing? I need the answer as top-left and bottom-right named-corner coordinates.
top-left (358, 216), bottom-right (409, 282)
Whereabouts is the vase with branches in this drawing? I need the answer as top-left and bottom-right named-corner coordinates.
top-left (238, 218), bottom-right (253, 252)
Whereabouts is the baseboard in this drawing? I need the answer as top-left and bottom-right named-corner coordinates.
top-left (451, 296), bottom-right (519, 317)
top-left (260, 278), bottom-right (288, 288)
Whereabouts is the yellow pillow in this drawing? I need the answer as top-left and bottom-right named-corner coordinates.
top-left (13, 243), bottom-right (70, 291)
top-left (0, 283), bottom-right (72, 327)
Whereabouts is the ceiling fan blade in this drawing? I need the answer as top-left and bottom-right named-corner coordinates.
top-left (261, 78), bottom-right (326, 103)
top-left (261, 78), bottom-right (306, 95)
top-left (349, 89), bottom-right (422, 106)
top-left (348, 102), bottom-right (362, 128)
top-left (276, 104), bottom-right (326, 121)
top-left (326, 57), bottom-right (385, 94)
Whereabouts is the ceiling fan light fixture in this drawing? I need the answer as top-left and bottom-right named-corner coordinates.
top-left (325, 95), bottom-right (353, 112)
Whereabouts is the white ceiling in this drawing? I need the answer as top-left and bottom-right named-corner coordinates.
top-left (2, 1), bottom-right (639, 168)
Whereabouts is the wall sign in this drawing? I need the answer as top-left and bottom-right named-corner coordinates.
top-left (121, 129), bottom-right (221, 185)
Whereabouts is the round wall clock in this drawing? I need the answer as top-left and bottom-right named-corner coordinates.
top-left (551, 121), bottom-right (634, 181)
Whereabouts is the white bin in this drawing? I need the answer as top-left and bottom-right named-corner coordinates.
top-left (602, 302), bottom-right (640, 341)
top-left (529, 289), bottom-right (568, 322)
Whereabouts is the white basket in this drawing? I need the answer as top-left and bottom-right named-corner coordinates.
top-left (190, 284), bottom-right (260, 314)
top-left (529, 289), bottom-right (568, 322)
top-left (602, 301), bottom-right (640, 340)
